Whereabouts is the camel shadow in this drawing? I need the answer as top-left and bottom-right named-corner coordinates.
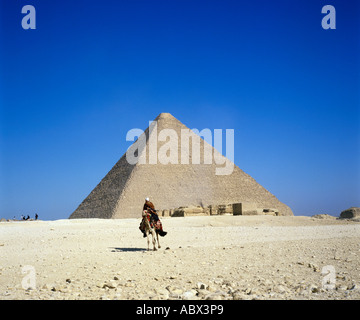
top-left (109, 247), bottom-right (146, 252)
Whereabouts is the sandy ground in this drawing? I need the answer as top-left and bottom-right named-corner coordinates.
top-left (0, 215), bottom-right (359, 300)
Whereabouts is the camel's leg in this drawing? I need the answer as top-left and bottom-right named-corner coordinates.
top-left (156, 232), bottom-right (161, 249)
top-left (146, 230), bottom-right (150, 251)
top-left (152, 230), bottom-right (157, 251)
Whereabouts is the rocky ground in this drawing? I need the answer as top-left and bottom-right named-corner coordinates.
top-left (0, 215), bottom-right (359, 300)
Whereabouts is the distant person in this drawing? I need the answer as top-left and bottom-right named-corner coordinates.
top-left (35, 213), bottom-right (38, 220)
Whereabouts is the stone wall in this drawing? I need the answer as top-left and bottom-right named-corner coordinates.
top-left (161, 202), bottom-right (280, 217)
top-left (171, 206), bottom-right (210, 217)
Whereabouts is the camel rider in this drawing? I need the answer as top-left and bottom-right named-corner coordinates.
top-left (143, 197), bottom-right (152, 209)
top-left (142, 197), bottom-right (167, 236)
top-left (143, 197), bottom-right (157, 220)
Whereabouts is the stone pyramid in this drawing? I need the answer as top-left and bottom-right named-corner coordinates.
top-left (70, 113), bottom-right (293, 219)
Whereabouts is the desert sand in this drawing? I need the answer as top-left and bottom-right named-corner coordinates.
top-left (0, 215), bottom-right (359, 300)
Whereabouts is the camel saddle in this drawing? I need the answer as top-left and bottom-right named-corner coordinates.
top-left (139, 211), bottom-right (167, 236)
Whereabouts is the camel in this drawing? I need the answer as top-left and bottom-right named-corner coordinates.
top-left (141, 210), bottom-right (161, 251)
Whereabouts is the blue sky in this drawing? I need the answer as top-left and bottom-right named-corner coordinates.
top-left (0, 0), bottom-right (359, 220)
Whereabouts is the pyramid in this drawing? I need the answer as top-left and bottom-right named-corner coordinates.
top-left (70, 113), bottom-right (293, 219)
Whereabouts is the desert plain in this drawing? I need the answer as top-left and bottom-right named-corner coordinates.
top-left (0, 215), bottom-right (359, 300)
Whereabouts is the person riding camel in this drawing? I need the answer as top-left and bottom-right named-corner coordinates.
top-left (140, 197), bottom-right (167, 237)
top-left (143, 197), bottom-right (158, 220)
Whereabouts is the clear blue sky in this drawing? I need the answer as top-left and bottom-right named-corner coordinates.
top-left (0, 0), bottom-right (359, 220)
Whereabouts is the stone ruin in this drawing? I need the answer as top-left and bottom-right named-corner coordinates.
top-left (163, 202), bottom-right (279, 217)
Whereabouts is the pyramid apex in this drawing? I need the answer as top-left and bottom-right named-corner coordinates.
top-left (155, 112), bottom-right (176, 120)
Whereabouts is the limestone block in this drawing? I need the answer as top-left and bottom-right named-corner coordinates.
top-left (217, 204), bottom-right (233, 215)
